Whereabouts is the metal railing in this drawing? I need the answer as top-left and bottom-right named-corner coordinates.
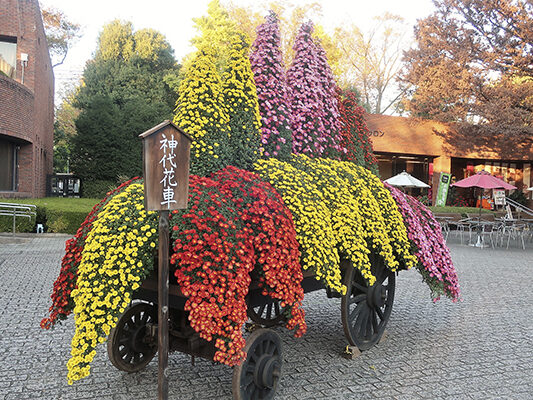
top-left (0, 202), bottom-right (36, 236)
top-left (505, 197), bottom-right (533, 218)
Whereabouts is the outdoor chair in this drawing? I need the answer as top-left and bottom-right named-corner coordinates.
top-left (501, 223), bottom-right (527, 250)
top-left (446, 214), bottom-right (471, 244)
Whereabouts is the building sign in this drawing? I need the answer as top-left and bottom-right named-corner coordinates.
top-left (493, 189), bottom-right (505, 206)
top-left (139, 120), bottom-right (192, 211)
top-left (435, 173), bottom-right (451, 207)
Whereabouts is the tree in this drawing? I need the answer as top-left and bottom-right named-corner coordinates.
top-left (186, 0), bottom-right (238, 74)
top-left (71, 96), bottom-right (122, 181)
top-left (221, 33), bottom-right (262, 170)
top-left (71, 21), bottom-right (180, 183)
top-left (332, 14), bottom-right (408, 114)
top-left (53, 84), bottom-right (80, 173)
top-left (41, 6), bottom-right (81, 68)
top-left (249, 11), bottom-right (292, 159)
top-left (173, 46), bottom-right (230, 177)
top-left (401, 0), bottom-right (533, 155)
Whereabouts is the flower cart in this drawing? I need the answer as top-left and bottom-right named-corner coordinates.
top-left (106, 253), bottom-right (396, 400)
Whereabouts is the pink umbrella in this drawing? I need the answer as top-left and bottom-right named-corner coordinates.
top-left (451, 170), bottom-right (516, 190)
top-left (451, 171), bottom-right (516, 247)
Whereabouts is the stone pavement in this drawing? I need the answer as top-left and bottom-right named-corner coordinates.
top-left (0, 234), bottom-right (532, 400)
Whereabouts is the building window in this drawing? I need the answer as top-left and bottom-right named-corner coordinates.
top-left (0, 35), bottom-right (17, 79)
top-left (0, 140), bottom-right (18, 191)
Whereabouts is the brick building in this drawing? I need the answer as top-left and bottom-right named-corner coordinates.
top-left (0, 0), bottom-right (54, 198)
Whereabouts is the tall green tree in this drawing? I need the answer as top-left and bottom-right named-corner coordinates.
top-left (71, 20), bottom-right (180, 184)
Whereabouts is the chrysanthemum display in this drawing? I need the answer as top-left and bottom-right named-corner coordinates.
top-left (67, 183), bottom-right (158, 384)
top-left (41, 178), bottom-right (141, 330)
top-left (173, 45), bottom-right (231, 177)
top-left (249, 11), bottom-right (293, 159)
top-left (385, 183), bottom-right (460, 301)
top-left (222, 33), bottom-right (262, 170)
top-left (255, 155), bottom-right (417, 293)
top-left (170, 167), bottom-right (305, 366)
top-left (45, 8), bottom-right (461, 388)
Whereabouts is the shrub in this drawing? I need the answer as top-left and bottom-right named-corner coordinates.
top-left (82, 180), bottom-right (115, 198)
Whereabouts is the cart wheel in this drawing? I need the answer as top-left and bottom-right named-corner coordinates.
top-left (247, 299), bottom-right (286, 327)
top-left (341, 253), bottom-right (395, 351)
top-left (232, 329), bottom-right (283, 400)
top-left (107, 302), bottom-right (157, 372)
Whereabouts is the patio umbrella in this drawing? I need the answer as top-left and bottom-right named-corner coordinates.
top-left (383, 171), bottom-right (430, 188)
top-left (451, 170), bottom-right (516, 190)
top-left (451, 171), bottom-right (516, 247)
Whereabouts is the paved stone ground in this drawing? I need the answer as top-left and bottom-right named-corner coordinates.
top-left (0, 234), bottom-right (532, 400)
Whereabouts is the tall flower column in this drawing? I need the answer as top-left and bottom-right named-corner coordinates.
top-left (249, 11), bottom-right (293, 159)
top-left (173, 45), bottom-right (230, 177)
top-left (222, 32), bottom-right (262, 170)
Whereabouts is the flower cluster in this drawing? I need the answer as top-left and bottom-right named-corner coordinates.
top-left (255, 155), bottom-right (417, 293)
top-left (170, 167), bottom-right (305, 366)
top-left (174, 45), bottom-right (231, 177)
top-left (385, 183), bottom-right (460, 301)
top-left (249, 11), bottom-right (293, 159)
top-left (287, 22), bottom-right (342, 157)
top-left (222, 32), bottom-right (262, 170)
top-left (67, 183), bottom-right (158, 384)
top-left (338, 89), bottom-right (378, 174)
top-left (41, 178), bottom-right (141, 330)
top-left (213, 167), bottom-right (305, 336)
top-left (254, 157), bottom-right (341, 290)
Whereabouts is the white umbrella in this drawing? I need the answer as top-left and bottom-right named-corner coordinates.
top-left (384, 171), bottom-right (430, 188)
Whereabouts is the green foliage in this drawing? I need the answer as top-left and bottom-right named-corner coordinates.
top-left (94, 20), bottom-right (135, 62)
top-left (508, 190), bottom-right (528, 206)
top-left (174, 47), bottom-right (231, 176)
top-left (81, 180), bottom-right (115, 199)
top-left (188, 0), bottom-right (237, 73)
top-left (41, 6), bottom-right (81, 67)
top-left (53, 120), bottom-right (71, 173)
top-left (71, 20), bottom-right (179, 183)
top-left (221, 33), bottom-right (262, 170)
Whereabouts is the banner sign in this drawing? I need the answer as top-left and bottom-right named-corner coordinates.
top-left (435, 173), bottom-right (451, 207)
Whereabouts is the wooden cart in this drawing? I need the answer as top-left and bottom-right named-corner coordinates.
top-left (106, 252), bottom-right (396, 399)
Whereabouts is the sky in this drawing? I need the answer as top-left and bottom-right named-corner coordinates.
top-left (40, 0), bottom-right (437, 100)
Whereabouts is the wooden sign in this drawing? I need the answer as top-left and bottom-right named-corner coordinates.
top-left (139, 120), bottom-right (192, 211)
top-left (139, 120), bottom-right (192, 400)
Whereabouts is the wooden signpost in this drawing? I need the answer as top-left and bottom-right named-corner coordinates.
top-left (139, 121), bottom-right (192, 400)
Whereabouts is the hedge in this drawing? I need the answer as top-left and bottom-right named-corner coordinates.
top-left (0, 198), bottom-right (98, 235)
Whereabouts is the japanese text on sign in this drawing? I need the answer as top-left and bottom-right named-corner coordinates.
top-left (159, 133), bottom-right (178, 208)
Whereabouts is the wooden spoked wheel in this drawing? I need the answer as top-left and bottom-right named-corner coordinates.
top-left (232, 329), bottom-right (283, 400)
top-left (341, 254), bottom-right (395, 351)
top-left (247, 299), bottom-right (286, 327)
top-left (107, 302), bottom-right (157, 372)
